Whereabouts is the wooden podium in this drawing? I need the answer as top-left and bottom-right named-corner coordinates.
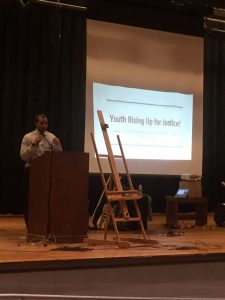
top-left (27, 151), bottom-right (89, 243)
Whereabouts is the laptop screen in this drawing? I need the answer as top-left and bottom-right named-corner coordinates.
top-left (175, 188), bottom-right (189, 198)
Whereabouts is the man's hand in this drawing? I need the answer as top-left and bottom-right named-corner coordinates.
top-left (53, 137), bottom-right (61, 145)
top-left (33, 135), bottom-right (43, 146)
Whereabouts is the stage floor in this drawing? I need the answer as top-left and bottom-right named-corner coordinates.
top-left (1, 214), bottom-right (225, 272)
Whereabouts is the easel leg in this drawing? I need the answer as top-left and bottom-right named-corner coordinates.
top-left (110, 203), bottom-right (120, 241)
top-left (134, 200), bottom-right (147, 240)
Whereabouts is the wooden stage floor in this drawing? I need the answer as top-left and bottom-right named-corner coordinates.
top-left (1, 214), bottom-right (225, 272)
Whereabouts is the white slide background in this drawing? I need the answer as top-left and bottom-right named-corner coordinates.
top-left (93, 82), bottom-right (193, 160)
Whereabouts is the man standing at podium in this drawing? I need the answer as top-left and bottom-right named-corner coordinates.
top-left (20, 113), bottom-right (62, 166)
top-left (20, 113), bottom-right (62, 226)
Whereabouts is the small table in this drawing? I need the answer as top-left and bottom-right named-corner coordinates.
top-left (166, 196), bottom-right (208, 227)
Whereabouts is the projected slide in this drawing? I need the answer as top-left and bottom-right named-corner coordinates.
top-left (93, 82), bottom-right (193, 160)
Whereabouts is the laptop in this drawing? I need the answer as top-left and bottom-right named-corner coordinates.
top-left (175, 188), bottom-right (189, 198)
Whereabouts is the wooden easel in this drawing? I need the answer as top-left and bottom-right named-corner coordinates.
top-left (86, 110), bottom-right (155, 248)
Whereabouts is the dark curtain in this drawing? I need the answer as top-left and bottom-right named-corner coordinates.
top-left (0, 4), bottom-right (86, 213)
top-left (203, 30), bottom-right (225, 209)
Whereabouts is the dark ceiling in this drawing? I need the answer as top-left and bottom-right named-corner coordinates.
top-left (87, 0), bottom-right (225, 37)
top-left (2, 0), bottom-right (225, 36)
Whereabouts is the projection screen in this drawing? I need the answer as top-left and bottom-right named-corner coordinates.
top-left (85, 19), bottom-right (203, 175)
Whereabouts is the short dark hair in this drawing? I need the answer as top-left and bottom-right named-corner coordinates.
top-left (35, 113), bottom-right (47, 123)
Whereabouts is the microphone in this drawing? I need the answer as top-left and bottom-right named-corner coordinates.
top-left (42, 134), bottom-right (53, 150)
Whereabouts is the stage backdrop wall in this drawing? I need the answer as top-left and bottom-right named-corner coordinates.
top-left (1, 3), bottom-right (225, 214)
top-left (203, 21), bottom-right (225, 208)
top-left (0, 4), bottom-right (86, 213)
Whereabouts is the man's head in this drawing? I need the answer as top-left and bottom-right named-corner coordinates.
top-left (35, 113), bottom-right (48, 134)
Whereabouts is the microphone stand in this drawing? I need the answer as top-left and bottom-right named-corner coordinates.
top-left (41, 134), bottom-right (54, 242)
